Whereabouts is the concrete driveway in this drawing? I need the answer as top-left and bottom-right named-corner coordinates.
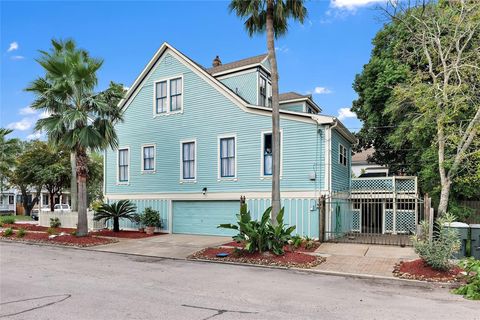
top-left (91, 233), bottom-right (231, 259)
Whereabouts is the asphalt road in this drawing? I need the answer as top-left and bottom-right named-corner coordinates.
top-left (0, 242), bottom-right (477, 320)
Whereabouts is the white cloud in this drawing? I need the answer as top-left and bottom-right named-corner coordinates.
top-left (10, 55), bottom-right (24, 60)
top-left (337, 107), bottom-right (356, 120)
top-left (19, 106), bottom-right (36, 115)
top-left (7, 118), bottom-right (35, 131)
top-left (313, 86), bottom-right (332, 94)
top-left (7, 42), bottom-right (18, 52)
top-left (331, 0), bottom-right (386, 10)
top-left (26, 132), bottom-right (42, 140)
top-left (275, 45), bottom-right (289, 53)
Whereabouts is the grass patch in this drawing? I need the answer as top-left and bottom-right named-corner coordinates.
top-left (0, 215), bottom-right (33, 223)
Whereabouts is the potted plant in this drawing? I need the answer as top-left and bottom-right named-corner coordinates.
top-left (140, 207), bottom-right (161, 235)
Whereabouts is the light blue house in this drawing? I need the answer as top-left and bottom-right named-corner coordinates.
top-left (104, 43), bottom-right (356, 238)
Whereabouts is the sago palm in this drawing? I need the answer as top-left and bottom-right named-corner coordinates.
top-left (229, 0), bottom-right (307, 222)
top-left (26, 39), bottom-right (124, 236)
top-left (94, 200), bottom-right (137, 232)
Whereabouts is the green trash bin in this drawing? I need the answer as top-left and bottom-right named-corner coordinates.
top-left (444, 222), bottom-right (469, 259)
top-left (470, 224), bottom-right (480, 260)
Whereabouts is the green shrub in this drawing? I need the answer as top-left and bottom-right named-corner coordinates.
top-left (1, 216), bottom-right (16, 224)
top-left (291, 235), bottom-right (303, 248)
top-left (70, 229), bottom-right (77, 236)
top-left (453, 257), bottom-right (480, 300)
top-left (411, 213), bottom-right (461, 271)
top-left (218, 204), bottom-right (296, 255)
top-left (50, 217), bottom-right (61, 228)
top-left (3, 228), bottom-right (13, 237)
top-left (140, 207), bottom-right (161, 228)
top-left (47, 227), bottom-right (58, 235)
top-left (17, 228), bottom-right (27, 238)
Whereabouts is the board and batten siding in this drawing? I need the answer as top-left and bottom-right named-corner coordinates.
top-left (218, 71), bottom-right (258, 105)
top-left (331, 129), bottom-right (351, 192)
top-left (105, 52), bottom-right (326, 195)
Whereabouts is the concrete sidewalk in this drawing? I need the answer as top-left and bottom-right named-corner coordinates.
top-left (313, 243), bottom-right (418, 277)
top-left (91, 234), bottom-right (231, 259)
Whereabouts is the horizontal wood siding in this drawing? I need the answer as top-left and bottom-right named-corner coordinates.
top-left (331, 129), bottom-right (351, 192)
top-left (219, 71), bottom-right (258, 104)
top-left (108, 199), bottom-right (169, 231)
top-left (105, 52), bottom-right (325, 195)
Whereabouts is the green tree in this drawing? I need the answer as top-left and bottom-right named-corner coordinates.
top-left (0, 128), bottom-right (20, 191)
top-left (229, 0), bottom-right (307, 222)
top-left (353, 1), bottom-right (480, 214)
top-left (87, 152), bottom-right (104, 207)
top-left (26, 39), bottom-right (125, 236)
top-left (39, 145), bottom-right (71, 212)
top-left (8, 141), bottom-right (46, 216)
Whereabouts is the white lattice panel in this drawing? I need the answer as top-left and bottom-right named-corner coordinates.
top-left (352, 209), bottom-right (361, 232)
top-left (395, 210), bottom-right (416, 233)
top-left (384, 209), bottom-right (394, 233)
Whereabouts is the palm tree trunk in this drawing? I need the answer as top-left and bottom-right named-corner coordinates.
top-left (76, 149), bottom-right (89, 236)
top-left (70, 152), bottom-right (78, 211)
top-left (266, 0), bottom-right (281, 224)
top-left (113, 217), bottom-right (120, 232)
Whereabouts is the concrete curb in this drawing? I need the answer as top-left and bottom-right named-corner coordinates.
top-left (0, 239), bottom-right (455, 289)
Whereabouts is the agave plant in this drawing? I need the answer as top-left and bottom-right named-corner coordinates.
top-left (94, 200), bottom-right (137, 232)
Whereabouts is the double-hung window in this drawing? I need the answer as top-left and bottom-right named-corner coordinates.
top-left (219, 137), bottom-right (236, 178)
top-left (154, 76), bottom-right (183, 115)
top-left (339, 144), bottom-right (348, 166)
top-left (263, 133), bottom-right (273, 176)
top-left (155, 81), bottom-right (167, 113)
top-left (170, 78), bottom-right (182, 112)
top-left (8, 195), bottom-right (14, 205)
top-left (142, 145), bottom-right (155, 171)
top-left (118, 148), bottom-right (129, 182)
top-left (181, 141), bottom-right (195, 180)
top-left (259, 76), bottom-right (267, 107)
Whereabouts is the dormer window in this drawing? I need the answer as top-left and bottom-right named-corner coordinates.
top-left (154, 75), bottom-right (183, 115)
top-left (259, 76), bottom-right (267, 107)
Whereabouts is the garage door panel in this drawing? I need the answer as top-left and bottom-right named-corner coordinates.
top-left (173, 201), bottom-right (239, 236)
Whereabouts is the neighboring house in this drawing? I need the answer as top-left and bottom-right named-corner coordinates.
top-left (0, 188), bottom-right (70, 215)
top-left (351, 148), bottom-right (388, 178)
top-left (104, 42), bottom-right (356, 238)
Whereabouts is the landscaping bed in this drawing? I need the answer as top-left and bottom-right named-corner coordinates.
top-left (222, 241), bottom-right (320, 253)
top-left (393, 259), bottom-right (464, 282)
top-left (90, 229), bottom-right (164, 239)
top-left (189, 247), bottom-right (325, 269)
top-left (1, 230), bottom-right (117, 247)
top-left (2, 223), bottom-right (75, 233)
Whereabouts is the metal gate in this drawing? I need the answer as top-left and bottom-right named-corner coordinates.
top-left (324, 192), bottom-right (424, 246)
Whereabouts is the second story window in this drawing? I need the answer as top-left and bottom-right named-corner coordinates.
top-left (339, 144), bottom-right (348, 166)
top-left (220, 137), bottom-right (236, 178)
top-left (142, 145), bottom-right (155, 171)
top-left (181, 141), bottom-right (195, 180)
top-left (259, 76), bottom-right (267, 107)
top-left (170, 78), bottom-right (182, 112)
top-left (118, 148), bottom-right (129, 183)
top-left (155, 81), bottom-right (167, 113)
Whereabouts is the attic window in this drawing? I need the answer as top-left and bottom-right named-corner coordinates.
top-left (259, 76), bottom-right (267, 107)
top-left (153, 75), bottom-right (183, 116)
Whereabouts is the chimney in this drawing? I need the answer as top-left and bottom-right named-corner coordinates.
top-left (212, 55), bottom-right (222, 67)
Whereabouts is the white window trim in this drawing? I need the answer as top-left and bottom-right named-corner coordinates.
top-left (141, 144), bottom-right (156, 173)
top-left (260, 129), bottom-right (283, 179)
top-left (339, 144), bottom-right (348, 167)
top-left (217, 133), bottom-right (238, 181)
top-left (180, 139), bottom-right (197, 183)
top-left (116, 146), bottom-right (130, 185)
top-left (153, 74), bottom-right (184, 117)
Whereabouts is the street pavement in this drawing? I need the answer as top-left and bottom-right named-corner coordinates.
top-left (0, 242), bottom-right (477, 320)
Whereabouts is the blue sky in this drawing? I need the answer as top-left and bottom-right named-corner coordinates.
top-left (1, 0), bottom-right (387, 140)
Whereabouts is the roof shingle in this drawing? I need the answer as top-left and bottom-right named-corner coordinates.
top-left (279, 92), bottom-right (312, 102)
top-left (206, 53), bottom-right (268, 75)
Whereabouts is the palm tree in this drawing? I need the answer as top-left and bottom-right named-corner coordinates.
top-left (26, 39), bottom-right (124, 236)
top-left (93, 200), bottom-right (137, 232)
top-left (229, 0), bottom-right (307, 222)
top-left (0, 128), bottom-right (20, 192)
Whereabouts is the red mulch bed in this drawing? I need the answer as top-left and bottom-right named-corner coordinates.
top-left (90, 229), bottom-right (164, 239)
top-left (189, 247), bottom-right (325, 269)
top-left (3, 223), bottom-right (75, 233)
top-left (1, 230), bottom-right (116, 247)
top-left (393, 259), bottom-right (464, 282)
top-left (222, 241), bottom-right (320, 253)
